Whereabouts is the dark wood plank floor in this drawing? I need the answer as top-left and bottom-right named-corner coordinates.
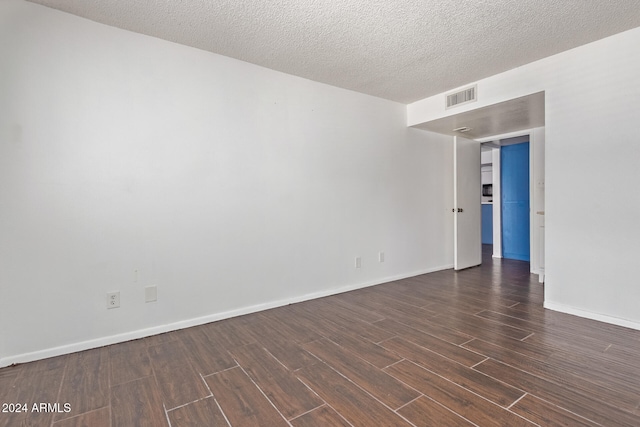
top-left (2, 245), bottom-right (640, 426)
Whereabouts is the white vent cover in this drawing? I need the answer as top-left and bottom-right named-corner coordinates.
top-left (446, 85), bottom-right (477, 109)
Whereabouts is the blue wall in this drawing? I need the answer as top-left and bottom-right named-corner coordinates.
top-left (481, 204), bottom-right (493, 244)
top-left (501, 142), bottom-right (530, 261)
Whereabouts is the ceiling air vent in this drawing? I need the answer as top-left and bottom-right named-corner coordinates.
top-left (446, 85), bottom-right (477, 109)
top-left (453, 126), bottom-right (472, 133)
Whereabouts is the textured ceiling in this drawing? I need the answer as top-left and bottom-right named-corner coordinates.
top-left (25, 0), bottom-right (640, 103)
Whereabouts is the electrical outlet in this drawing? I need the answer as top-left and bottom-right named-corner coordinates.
top-left (145, 286), bottom-right (157, 303)
top-left (355, 257), bottom-right (361, 268)
top-left (379, 252), bottom-right (385, 263)
top-left (107, 291), bottom-right (120, 309)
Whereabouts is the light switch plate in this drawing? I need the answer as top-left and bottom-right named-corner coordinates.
top-left (145, 286), bottom-right (157, 303)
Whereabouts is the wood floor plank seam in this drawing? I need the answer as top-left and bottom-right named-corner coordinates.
top-left (374, 319), bottom-right (486, 367)
top-left (472, 358), bottom-right (640, 426)
top-left (230, 342), bottom-right (325, 420)
top-left (202, 363), bottom-right (242, 378)
top-left (288, 403), bottom-right (328, 423)
top-left (213, 397), bottom-right (234, 427)
top-left (402, 394), bottom-right (483, 427)
top-left (195, 370), bottom-right (233, 426)
top-left (205, 366), bottom-right (290, 426)
top-left (106, 373), bottom-right (153, 388)
top-left (162, 403), bottom-right (172, 427)
top-left (384, 360), bottom-right (534, 426)
top-left (477, 308), bottom-right (538, 325)
top-left (391, 409), bottom-right (420, 427)
top-left (290, 405), bottom-right (354, 427)
top-left (520, 332), bottom-right (535, 341)
top-left (462, 335), bottom-right (554, 363)
top-left (372, 315), bottom-right (472, 346)
top-left (236, 363), bottom-right (293, 424)
top-left (321, 333), bottom-right (403, 369)
top-left (382, 357), bottom-right (406, 370)
top-left (295, 365), bottom-right (416, 427)
top-left (292, 371), bottom-right (352, 426)
top-left (262, 345), bottom-right (294, 372)
top-left (463, 338), bottom-right (640, 411)
top-left (388, 351), bottom-right (526, 409)
top-left (470, 357), bottom-right (489, 368)
top-left (436, 311), bottom-right (533, 341)
top-left (302, 358), bottom-right (421, 420)
top-left (303, 339), bottom-right (422, 410)
top-left (384, 358), bottom-right (527, 409)
top-left (459, 337), bottom-right (475, 346)
top-left (511, 393), bottom-right (606, 427)
top-left (393, 394), bottom-right (423, 412)
top-left (165, 392), bottom-right (214, 412)
top-left (508, 392), bottom-right (529, 409)
top-left (374, 335), bottom-right (393, 346)
top-left (545, 352), bottom-right (640, 392)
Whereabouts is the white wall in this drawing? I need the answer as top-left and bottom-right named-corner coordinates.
top-left (409, 27), bottom-right (640, 329)
top-left (0, 0), bottom-right (454, 366)
top-left (531, 128), bottom-right (545, 276)
top-left (491, 148), bottom-right (502, 258)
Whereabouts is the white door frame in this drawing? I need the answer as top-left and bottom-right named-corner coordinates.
top-left (476, 128), bottom-right (545, 275)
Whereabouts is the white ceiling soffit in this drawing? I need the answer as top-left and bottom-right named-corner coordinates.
top-left (25, 1), bottom-right (640, 104)
top-left (413, 92), bottom-right (545, 139)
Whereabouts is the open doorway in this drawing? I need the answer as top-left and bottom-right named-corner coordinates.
top-left (479, 130), bottom-right (545, 280)
top-left (480, 146), bottom-right (494, 258)
top-left (414, 92), bottom-right (545, 280)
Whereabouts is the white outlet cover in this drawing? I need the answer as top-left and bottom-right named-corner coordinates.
top-left (145, 286), bottom-right (157, 303)
top-left (107, 291), bottom-right (120, 309)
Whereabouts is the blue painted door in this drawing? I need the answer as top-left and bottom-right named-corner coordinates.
top-left (481, 204), bottom-right (493, 244)
top-left (501, 143), bottom-right (530, 261)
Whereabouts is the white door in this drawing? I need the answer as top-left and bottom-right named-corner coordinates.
top-left (454, 135), bottom-right (482, 270)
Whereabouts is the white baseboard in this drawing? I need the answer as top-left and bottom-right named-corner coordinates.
top-left (530, 268), bottom-right (543, 276)
top-left (544, 301), bottom-right (640, 331)
top-left (0, 264), bottom-right (453, 368)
